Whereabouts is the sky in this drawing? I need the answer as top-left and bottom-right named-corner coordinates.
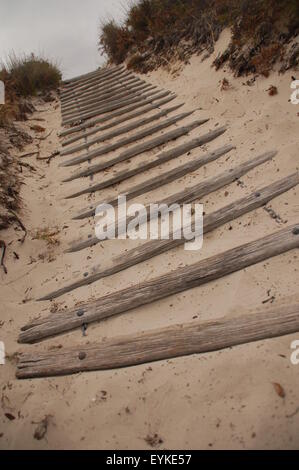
top-left (0, 0), bottom-right (127, 79)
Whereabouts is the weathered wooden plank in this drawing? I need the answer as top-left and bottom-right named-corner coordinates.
top-left (75, 144), bottom-right (232, 220)
top-left (69, 127), bottom-right (227, 201)
top-left (62, 85), bottom-right (158, 125)
top-left (61, 77), bottom-right (142, 112)
top-left (62, 68), bottom-right (134, 94)
top-left (59, 90), bottom-right (174, 137)
top-left (63, 68), bottom-right (103, 84)
top-left (19, 223), bottom-right (299, 343)
top-left (63, 122), bottom-right (210, 190)
top-left (62, 69), bottom-right (122, 96)
top-left (67, 149), bottom-right (275, 252)
top-left (62, 66), bottom-right (123, 90)
top-left (61, 104), bottom-right (183, 156)
top-left (61, 72), bottom-right (132, 104)
top-left (16, 303), bottom-right (299, 379)
top-left (63, 118), bottom-right (209, 187)
top-left (61, 77), bottom-right (143, 114)
top-left (63, 68), bottom-right (103, 86)
top-left (39, 173), bottom-right (299, 301)
top-left (62, 67), bottom-right (129, 93)
top-left (61, 112), bottom-right (199, 170)
top-left (62, 95), bottom-right (178, 147)
top-left (61, 71), bottom-right (136, 104)
top-left (63, 65), bottom-right (121, 82)
top-left (61, 83), bottom-right (156, 120)
top-left (62, 87), bottom-right (163, 126)
top-left (61, 68), bottom-right (129, 100)
top-left (62, 68), bottom-right (125, 95)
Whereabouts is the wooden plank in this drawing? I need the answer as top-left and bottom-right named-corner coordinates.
top-left (75, 144), bottom-right (233, 220)
top-left (63, 68), bottom-right (103, 85)
top-left (61, 95), bottom-right (178, 147)
top-left (63, 118), bottom-right (209, 188)
top-left (69, 127), bottom-right (227, 201)
top-left (61, 112), bottom-right (198, 169)
top-left (67, 150), bottom-right (276, 253)
top-left (62, 87), bottom-right (164, 126)
top-left (63, 65), bottom-right (121, 82)
top-left (39, 172), bottom-right (299, 301)
top-left (62, 66), bottom-right (123, 89)
top-left (61, 104), bottom-right (183, 156)
top-left (62, 83), bottom-right (158, 123)
top-left (63, 68), bottom-right (104, 84)
top-left (62, 120), bottom-right (209, 187)
top-left (61, 83), bottom-right (156, 120)
top-left (61, 68), bottom-right (130, 95)
top-left (62, 85), bottom-right (157, 125)
top-left (19, 223), bottom-right (299, 344)
top-left (61, 77), bottom-right (143, 114)
top-left (62, 69), bottom-right (121, 94)
top-left (61, 71), bottom-right (136, 104)
top-left (59, 90), bottom-right (174, 137)
top-left (61, 68), bottom-right (130, 99)
top-left (62, 68), bottom-right (123, 93)
top-left (16, 303), bottom-right (299, 379)
top-left (61, 77), bottom-right (142, 112)
top-left (61, 71), bottom-right (132, 104)
top-left (62, 68), bottom-right (133, 94)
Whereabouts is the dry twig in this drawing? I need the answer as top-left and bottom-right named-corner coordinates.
top-left (0, 240), bottom-right (7, 274)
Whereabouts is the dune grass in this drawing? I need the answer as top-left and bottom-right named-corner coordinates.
top-left (99, 0), bottom-right (299, 73)
top-left (0, 53), bottom-right (61, 126)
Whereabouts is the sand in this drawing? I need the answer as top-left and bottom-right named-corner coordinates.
top-left (0, 29), bottom-right (299, 449)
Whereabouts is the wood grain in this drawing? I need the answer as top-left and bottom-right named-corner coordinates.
top-left (16, 303), bottom-right (299, 378)
top-left (19, 223), bottom-right (299, 343)
top-left (62, 86), bottom-right (158, 125)
top-left (62, 83), bottom-right (156, 120)
top-left (61, 111), bottom-right (196, 168)
top-left (75, 143), bottom-right (232, 219)
top-left (61, 65), bottom-right (124, 90)
top-left (61, 95), bottom-right (178, 147)
top-left (59, 90), bottom-right (174, 137)
top-left (63, 119), bottom-right (209, 188)
top-left (69, 127), bottom-right (227, 201)
top-left (39, 172), bottom-right (299, 301)
top-left (61, 68), bottom-right (129, 101)
top-left (61, 70), bottom-right (131, 104)
top-left (61, 77), bottom-right (142, 113)
top-left (68, 150), bottom-right (275, 252)
top-left (61, 104), bottom-right (183, 156)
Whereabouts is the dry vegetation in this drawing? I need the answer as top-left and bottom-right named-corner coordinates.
top-left (99, 0), bottom-right (299, 74)
top-left (0, 53), bottom-right (61, 126)
top-left (0, 53), bottom-right (61, 231)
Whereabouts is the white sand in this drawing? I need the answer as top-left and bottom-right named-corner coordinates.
top-left (0, 30), bottom-right (299, 449)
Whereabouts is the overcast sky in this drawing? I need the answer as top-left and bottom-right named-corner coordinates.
top-left (0, 0), bottom-right (127, 79)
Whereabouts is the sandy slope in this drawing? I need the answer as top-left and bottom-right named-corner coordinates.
top-left (0, 30), bottom-right (299, 449)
